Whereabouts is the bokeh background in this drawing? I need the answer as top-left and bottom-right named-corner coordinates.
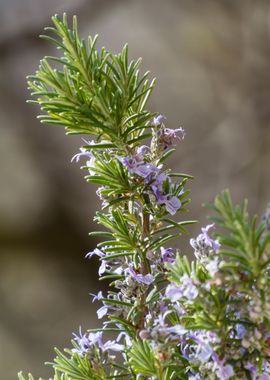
top-left (1, 0), bottom-right (270, 378)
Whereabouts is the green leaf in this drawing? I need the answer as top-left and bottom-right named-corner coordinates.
top-left (53, 348), bottom-right (104, 380)
top-left (128, 340), bottom-right (158, 377)
top-left (18, 373), bottom-right (36, 380)
top-left (208, 190), bottom-right (268, 276)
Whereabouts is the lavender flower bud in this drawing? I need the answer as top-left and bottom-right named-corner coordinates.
top-left (139, 330), bottom-right (151, 340)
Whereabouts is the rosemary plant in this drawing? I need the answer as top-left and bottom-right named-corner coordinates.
top-left (19, 14), bottom-right (270, 380)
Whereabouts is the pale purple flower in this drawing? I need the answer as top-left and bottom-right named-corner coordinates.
top-left (190, 333), bottom-right (213, 363)
top-left (86, 250), bottom-right (110, 278)
top-left (85, 248), bottom-right (105, 259)
top-left (259, 375), bottom-right (270, 380)
top-left (91, 334), bottom-right (123, 352)
top-left (71, 147), bottom-right (93, 164)
top-left (166, 276), bottom-right (198, 302)
top-left (154, 172), bottom-right (170, 185)
top-left (174, 303), bottom-right (185, 316)
top-left (205, 257), bottom-right (220, 277)
top-left (159, 300), bottom-right (169, 313)
top-left (196, 342), bottom-right (213, 363)
top-left (125, 267), bottom-right (154, 285)
top-left (72, 328), bottom-right (124, 354)
top-left (234, 324), bottom-right (246, 340)
top-left (151, 186), bottom-right (165, 202)
top-left (118, 156), bottom-right (140, 171)
top-left (151, 173), bottom-right (170, 197)
top-left (137, 145), bottom-right (150, 157)
top-left (71, 141), bottom-right (96, 174)
top-left (182, 274), bottom-right (199, 300)
top-left (97, 305), bottom-right (108, 319)
top-left (134, 162), bottom-right (159, 178)
top-left (191, 224), bottom-right (221, 260)
top-left (116, 331), bottom-right (132, 347)
top-left (102, 340), bottom-right (124, 352)
top-left (201, 224), bottom-right (220, 252)
top-left (182, 333), bottom-right (213, 364)
top-left (166, 285), bottom-right (184, 302)
top-left (216, 364), bottom-right (234, 380)
top-left (151, 173), bottom-right (181, 215)
top-left (153, 187), bottom-right (181, 215)
top-left (153, 114), bottom-right (166, 126)
top-left (155, 313), bottom-right (167, 328)
top-left (161, 127), bottom-right (186, 147)
top-left (90, 290), bottom-right (103, 303)
top-left (213, 354), bottom-right (234, 380)
top-left (166, 324), bottom-right (187, 336)
top-left (88, 331), bottom-right (103, 346)
top-left (152, 311), bottom-right (187, 339)
top-left (164, 195), bottom-right (181, 215)
top-left (98, 260), bottom-right (107, 276)
top-left (245, 362), bottom-right (257, 380)
top-left (160, 247), bottom-right (175, 263)
top-left (215, 362), bottom-right (234, 380)
top-left (118, 155), bottom-right (159, 179)
top-left (72, 328), bottom-right (103, 355)
top-left (72, 328), bottom-right (91, 355)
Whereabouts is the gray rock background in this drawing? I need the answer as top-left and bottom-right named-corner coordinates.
top-left (0, 0), bottom-right (270, 378)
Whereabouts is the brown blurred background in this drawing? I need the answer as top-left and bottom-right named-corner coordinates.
top-left (1, 0), bottom-right (270, 378)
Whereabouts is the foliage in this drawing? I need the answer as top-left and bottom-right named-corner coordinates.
top-left (20, 13), bottom-right (270, 380)
top-left (28, 14), bottom-right (155, 145)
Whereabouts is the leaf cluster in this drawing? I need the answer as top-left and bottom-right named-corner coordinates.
top-left (163, 191), bottom-right (270, 374)
top-left (209, 190), bottom-right (270, 276)
top-left (28, 14), bottom-right (155, 148)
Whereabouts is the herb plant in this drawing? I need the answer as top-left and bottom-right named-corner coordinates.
top-left (19, 14), bottom-right (270, 380)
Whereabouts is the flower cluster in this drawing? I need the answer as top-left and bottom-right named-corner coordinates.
top-left (123, 217), bottom-right (270, 380)
top-left (115, 125), bottom-right (184, 216)
top-left (70, 138), bottom-right (270, 380)
top-left (164, 219), bottom-right (270, 379)
top-left (74, 116), bottom-right (187, 326)
top-left (72, 328), bottom-right (124, 355)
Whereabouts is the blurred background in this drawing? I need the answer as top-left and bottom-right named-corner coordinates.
top-left (1, 0), bottom-right (270, 378)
